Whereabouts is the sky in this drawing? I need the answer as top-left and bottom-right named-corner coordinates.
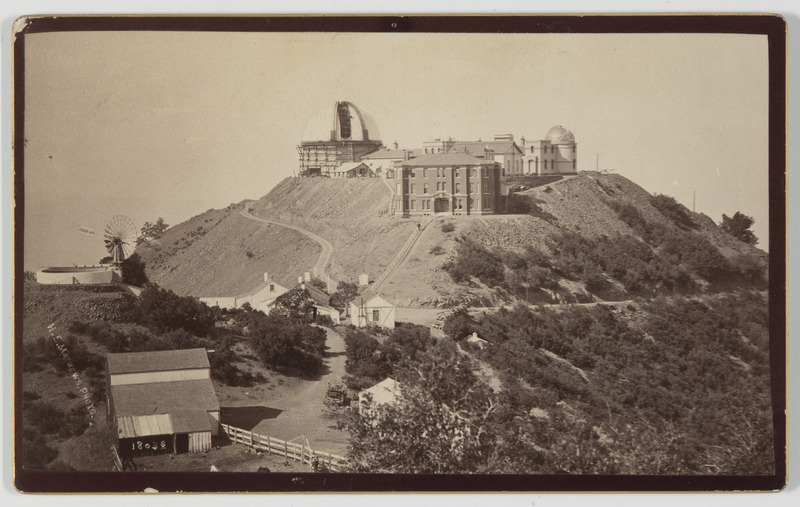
top-left (22, 30), bottom-right (770, 270)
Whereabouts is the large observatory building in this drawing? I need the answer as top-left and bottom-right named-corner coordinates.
top-left (297, 101), bottom-right (383, 176)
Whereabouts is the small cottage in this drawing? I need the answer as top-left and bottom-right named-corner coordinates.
top-left (349, 289), bottom-right (396, 329)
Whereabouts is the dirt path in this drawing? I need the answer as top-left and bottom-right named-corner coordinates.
top-left (223, 326), bottom-right (350, 456)
top-left (240, 206), bottom-right (337, 286)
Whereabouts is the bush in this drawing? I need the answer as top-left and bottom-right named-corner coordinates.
top-left (443, 237), bottom-right (504, 286)
top-left (650, 194), bottom-right (696, 230)
top-left (121, 253), bottom-right (149, 286)
top-left (443, 309), bottom-right (476, 342)
top-left (429, 245), bottom-right (445, 256)
top-left (441, 222), bottom-right (456, 233)
top-left (126, 283), bottom-right (217, 336)
top-left (22, 427), bottom-right (59, 470)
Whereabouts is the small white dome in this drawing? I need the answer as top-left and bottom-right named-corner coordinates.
top-left (545, 125), bottom-right (575, 144)
top-left (301, 101), bottom-right (381, 142)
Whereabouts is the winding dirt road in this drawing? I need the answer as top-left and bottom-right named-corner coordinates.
top-left (240, 206), bottom-right (337, 286)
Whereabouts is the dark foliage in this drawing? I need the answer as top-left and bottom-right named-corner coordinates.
top-left (721, 212), bottom-right (758, 245)
top-left (22, 426), bottom-right (59, 470)
top-left (120, 253), bottom-right (149, 286)
top-left (442, 236), bottom-right (504, 286)
top-left (330, 281), bottom-right (360, 309)
top-left (441, 222), bottom-right (456, 233)
top-left (272, 287), bottom-right (318, 322)
top-left (343, 328), bottom-right (392, 390)
top-left (125, 283), bottom-right (217, 336)
top-left (650, 194), bottom-right (697, 230)
top-left (443, 308), bottom-right (477, 342)
top-left (248, 313), bottom-right (327, 376)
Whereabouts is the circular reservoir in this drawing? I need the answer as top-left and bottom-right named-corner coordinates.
top-left (36, 266), bottom-right (120, 285)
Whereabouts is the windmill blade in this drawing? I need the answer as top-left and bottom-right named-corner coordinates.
top-left (77, 226), bottom-right (98, 238)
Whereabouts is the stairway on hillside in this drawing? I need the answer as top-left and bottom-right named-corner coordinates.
top-left (372, 215), bottom-right (438, 293)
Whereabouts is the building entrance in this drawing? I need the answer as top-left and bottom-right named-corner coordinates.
top-left (434, 197), bottom-right (450, 213)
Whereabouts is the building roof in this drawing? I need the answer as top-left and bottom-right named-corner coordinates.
top-left (304, 284), bottom-right (331, 306)
top-left (335, 162), bottom-right (370, 173)
top-left (107, 348), bottom-right (210, 375)
top-left (236, 278), bottom-right (288, 300)
top-left (111, 379), bottom-right (220, 433)
top-left (301, 101), bottom-right (381, 143)
top-left (545, 125), bottom-right (575, 144)
top-left (362, 148), bottom-right (406, 160)
top-left (449, 141), bottom-right (522, 155)
top-left (360, 377), bottom-right (401, 407)
top-left (116, 414), bottom-right (174, 439)
top-left (400, 152), bottom-right (494, 167)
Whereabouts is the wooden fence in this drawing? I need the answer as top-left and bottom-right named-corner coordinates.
top-left (220, 423), bottom-right (349, 472)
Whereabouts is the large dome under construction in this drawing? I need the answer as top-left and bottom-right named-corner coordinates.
top-left (302, 101), bottom-right (382, 143)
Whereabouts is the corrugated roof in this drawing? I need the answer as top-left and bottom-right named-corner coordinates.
top-left (116, 414), bottom-right (174, 439)
top-left (111, 379), bottom-right (220, 434)
top-left (107, 348), bottom-right (210, 375)
top-left (400, 152), bottom-right (486, 167)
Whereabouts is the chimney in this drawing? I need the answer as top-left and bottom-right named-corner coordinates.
top-left (298, 276), bottom-right (303, 284)
top-left (520, 136), bottom-right (526, 147)
top-left (359, 273), bottom-right (369, 286)
top-left (403, 150), bottom-right (409, 161)
top-left (263, 272), bottom-right (269, 282)
top-left (394, 141), bottom-right (398, 149)
top-left (304, 272), bottom-right (311, 282)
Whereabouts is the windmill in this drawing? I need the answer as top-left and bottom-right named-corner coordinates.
top-left (78, 215), bottom-right (137, 266)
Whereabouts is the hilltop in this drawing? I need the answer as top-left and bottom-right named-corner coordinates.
top-left (136, 173), bottom-right (766, 306)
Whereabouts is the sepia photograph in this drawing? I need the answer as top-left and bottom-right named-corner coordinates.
top-left (12, 15), bottom-right (786, 493)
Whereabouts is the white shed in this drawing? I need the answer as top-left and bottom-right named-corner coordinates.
top-left (349, 290), bottom-right (395, 329)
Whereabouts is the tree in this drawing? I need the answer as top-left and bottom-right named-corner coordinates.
top-left (443, 308), bottom-right (476, 342)
top-left (120, 252), bottom-right (149, 286)
top-left (721, 212), bottom-right (758, 245)
top-left (330, 281), bottom-right (360, 308)
top-left (137, 217), bottom-right (169, 245)
top-left (272, 287), bottom-right (317, 322)
top-left (346, 340), bottom-right (498, 473)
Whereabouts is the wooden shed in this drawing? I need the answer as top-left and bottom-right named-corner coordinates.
top-left (106, 349), bottom-right (221, 454)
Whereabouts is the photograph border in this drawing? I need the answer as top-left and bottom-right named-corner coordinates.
top-left (12, 14), bottom-right (787, 493)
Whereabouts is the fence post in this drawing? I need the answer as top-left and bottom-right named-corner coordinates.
top-left (267, 435), bottom-right (271, 455)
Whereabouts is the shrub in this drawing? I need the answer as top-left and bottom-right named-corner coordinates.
top-left (441, 222), bottom-right (456, 233)
top-left (443, 309), bottom-right (476, 342)
top-left (429, 245), bottom-right (445, 256)
top-left (443, 237), bottom-right (504, 286)
top-left (121, 253), bottom-right (149, 286)
top-left (650, 194), bottom-right (696, 230)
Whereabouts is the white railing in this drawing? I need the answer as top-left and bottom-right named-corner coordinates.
top-left (221, 423), bottom-right (349, 472)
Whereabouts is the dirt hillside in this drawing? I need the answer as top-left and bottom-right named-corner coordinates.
top-left (138, 173), bottom-right (764, 306)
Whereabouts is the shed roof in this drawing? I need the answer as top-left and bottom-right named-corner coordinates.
top-left (116, 414), bottom-right (174, 439)
top-left (361, 377), bottom-right (401, 406)
top-left (107, 348), bottom-right (210, 375)
top-left (111, 379), bottom-right (220, 433)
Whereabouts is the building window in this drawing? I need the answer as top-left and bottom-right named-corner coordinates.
top-left (372, 309), bottom-right (380, 322)
top-left (455, 182), bottom-right (461, 193)
top-left (423, 168), bottom-right (427, 178)
top-left (484, 199), bottom-right (491, 210)
top-left (573, 159), bottom-right (576, 170)
top-left (437, 167), bottom-right (441, 178)
top-left (424, 183), bottom-right (429, 194)
top-left (469, 182), bottom-right (475, 193)
top-left (471, 167), bottom-right (477, 177)
top-left (455, 167), bottom-right (460, 177)
top-left (269, 284), bottom-right (275, 292)
top-left (457, 198), bottom-right (463, 210)
top-left (411, 200), bottom-right (415, 210)
top-left (469, 198), bottom-right (475, 209)
top-left (396, 183), bottom-right (401, 194)
top-left (410, 183), bottom-right (415, 194)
